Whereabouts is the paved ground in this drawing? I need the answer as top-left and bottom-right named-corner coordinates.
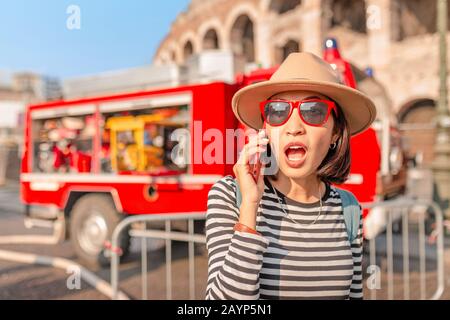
top-left (0, 182), bottom-right (208, 300)
top-left (1, 181), bottom-right (449, 300)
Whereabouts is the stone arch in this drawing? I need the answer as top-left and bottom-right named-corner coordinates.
top-left (224, 4), bottom-right (260, 64)
top-left (398, 98), bottom-right (436, 123)
top-left (183, 40), bottom-right (194, 61)
top-left (167, 41), bottom-right (181, 64)
top-left (159, 51), bottom-right (170, 65)
top-left (231, 15), bottom-right (255, 63)
top-left (179, 31), bottom-right (199, 63)
top-left (329, 0), bottom-right (367, 34)
top-left (398, 98), bottom-right (437, 167)
top-left (198, 19), bottom-right (225, 50)
top-left (160, 39), bottom-right (182, 64)
top-left (393, 0), bottom-right (438, 40)
top-left (155, 46), bottom-right (174, 65)
top-left (260, 0), bottom-right (302, 14)
top-left (275, 39), bottom-right (301, 64)
top-left (268, 0), bottom-right (302, 14)
top-left (224, 4), bottom-right (260, 38)
top-left (170, 50), bottom-right (176, 61)
top-left (203, 29), bottom-right (219, 50)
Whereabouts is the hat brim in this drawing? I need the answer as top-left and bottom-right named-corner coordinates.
top-left (232, 79), bottom-right (377, 136)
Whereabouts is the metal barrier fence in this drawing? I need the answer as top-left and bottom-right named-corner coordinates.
top-left (0, 143), bottom-right (21, 185)
top-left (362, 198), bottom-right (445, 300)
top-left (110, 212), bottom-right (206, 300)
top-left (110, 198), bottom-right (445, 300)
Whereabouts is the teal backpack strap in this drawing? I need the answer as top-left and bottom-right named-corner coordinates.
top-left (234, 178), bottom-right (242, 208)
top-left (335, 188), bottom-right (361, 243)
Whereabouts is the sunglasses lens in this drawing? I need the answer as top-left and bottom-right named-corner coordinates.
top-left (264, 101), bottom-right (291, 126)
top-left (300, 101), bottom-right (329, 125)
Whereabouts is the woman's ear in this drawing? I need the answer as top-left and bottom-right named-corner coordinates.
top-left (331, 133), bottom-right (339, 145)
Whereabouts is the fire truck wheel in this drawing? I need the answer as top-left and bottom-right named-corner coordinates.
top-left (70, 194), bottom-right (130, 268)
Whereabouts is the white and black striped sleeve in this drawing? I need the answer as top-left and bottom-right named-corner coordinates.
top-left (349, 205), bottom-right (364, 300)
top-left (205, 176), bottom-right (270, 300)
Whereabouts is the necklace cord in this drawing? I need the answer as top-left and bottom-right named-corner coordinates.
top-left (274, 180), bottom-right (323, 227)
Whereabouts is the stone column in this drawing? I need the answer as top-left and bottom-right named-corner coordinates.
top-left (255, 16), bottom-right (273, 68)
top-left (433, 0), bottom-right (450, 220)
top-left (301, 0), bottom-right (325, 56)
top-left (365, 0), bottom-right (392, 71)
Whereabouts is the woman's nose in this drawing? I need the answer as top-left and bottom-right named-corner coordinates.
top-left (285, 108), bottom-right (305, 136)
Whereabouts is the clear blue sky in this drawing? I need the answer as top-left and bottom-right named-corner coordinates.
top-left (0, 0), bottom-right (191, 79)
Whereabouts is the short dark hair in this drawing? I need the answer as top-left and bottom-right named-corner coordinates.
top-left (264, 101), bottom-right (351, 185)
top-left (316, 102), bottom-right (351, 184)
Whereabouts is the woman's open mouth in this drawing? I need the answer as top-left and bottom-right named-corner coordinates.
top-left (283, 142), bottom-right (307, 168)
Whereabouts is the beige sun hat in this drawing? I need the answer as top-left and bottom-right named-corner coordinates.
top-left (231, 52), bottom-right (377, 136)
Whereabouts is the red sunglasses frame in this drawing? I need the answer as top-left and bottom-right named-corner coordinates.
top-left (259, 99), bottom-right (338, 127)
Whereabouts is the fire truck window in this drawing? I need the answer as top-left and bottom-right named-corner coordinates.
top-left (101, 104), bottom-right (189, 174)
top-left (33, 115), bottom-right (94, 173)
top-left (116, 130), bottom-right (139, 171)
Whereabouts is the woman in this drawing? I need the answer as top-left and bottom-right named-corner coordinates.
top-left (205, 52), bottom-right (377, 300)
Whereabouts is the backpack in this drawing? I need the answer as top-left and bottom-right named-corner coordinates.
top-left (233, 178), bottom-right (361, 243)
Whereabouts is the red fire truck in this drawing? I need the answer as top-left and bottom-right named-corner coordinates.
top-left (20, 40), bottom-right (406, 266)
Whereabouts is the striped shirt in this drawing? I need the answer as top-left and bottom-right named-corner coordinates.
top-left (205, 175), bottom-right (363, 300)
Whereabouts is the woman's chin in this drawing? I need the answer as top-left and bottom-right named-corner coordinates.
top-left (279, 165), bottom-right (310, 180)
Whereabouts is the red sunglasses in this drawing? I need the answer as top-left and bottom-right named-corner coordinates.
top-left (259, 99), bottom-right (338, 127)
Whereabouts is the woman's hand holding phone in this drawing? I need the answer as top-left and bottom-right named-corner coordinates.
top-left (233, 129), bottom-right (269, 229)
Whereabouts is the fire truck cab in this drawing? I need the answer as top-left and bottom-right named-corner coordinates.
top-left (21, 82), bottom-right (237, 265)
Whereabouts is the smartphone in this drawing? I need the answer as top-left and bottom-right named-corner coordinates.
top-left (251, 123), bottom-right (266, 182)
